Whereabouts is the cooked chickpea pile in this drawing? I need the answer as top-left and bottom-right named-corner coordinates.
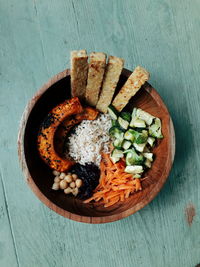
top-left (52, 170), bottom-right (83, 196)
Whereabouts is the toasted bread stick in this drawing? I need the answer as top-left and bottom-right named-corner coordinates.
top-left (112, 66), bottom-right (150, 111)
top-left (85, 52), bottom-right (106, 106)
top-left (70, 50), bottom-right (88, 100)
top-left (96, 56), bottom-right (124, 113)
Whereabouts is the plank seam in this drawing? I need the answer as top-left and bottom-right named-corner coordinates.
top-left (0, 169), bottom-right (20, 267)
top-left (33, 0), bottom-right (50, 76)
top-left (71, 0), bottom-right (80, 36)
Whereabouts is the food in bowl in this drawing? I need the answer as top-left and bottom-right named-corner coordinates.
top-left (37, 50), bottom-right (163, 208)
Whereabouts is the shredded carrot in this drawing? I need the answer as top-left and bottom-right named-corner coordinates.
top-left (120, 191), bottom-right (125, 202)
top-left (135, 178), bottom-right (142, 191)
top-left (84, 153), bottom-right (142, 207)
top-left (104, 196), bottom-right (120, 207)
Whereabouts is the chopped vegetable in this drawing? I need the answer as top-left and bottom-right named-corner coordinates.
top-left (107, 105), bottom-right (163, 174)
top-left (147, 136), bottom-right (155, 147)
top-left (109, 126), bottom-right (124, 139)
top-left (124, 165), bottom-right (144, 174)
top-left (107, 105), bottom-right (119, 120)
top-left (120, 112), bottom-right (131, 122)
top-left (111, 119), bottom-right (120, 127)
top-left (143, 152), bottom-right (153, 162)
top-left (135, 108), bottom-right (155, 125)
top-left (84, 154), bottom-right (142, 207)
top-left (132, 174), bottom-right (141, 178)
top-left (113, 138), bottom-right (123, 149)
top-left (144, 159), bottom-right (152, 168)
top-left (118, 116), bottom-right (129, 130)
top-left (124, 129), bottom-right (135, 142)
top-left (122, 140), bottom-right (132, 150)
top-left (130, 117), bottom-right (146, 128)
top-left (125, 149), bottom-right (144, 165)
top-left (134, 130), bottom-right (148, 144)
top-left (133, 142), bottom-right (147, 152)
top-left (110, 149), bottom-right (124, 163)
top-left (149, 118), bottom-right (163, 138)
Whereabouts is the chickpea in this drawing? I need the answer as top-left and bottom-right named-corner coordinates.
top-left (52, 182), bottom-right (60, 190)
top-left (64, 187), bottom-right (72, 194)
top-left (72, 174), bottom-right (78, 181)
top-left (53, 170), bottom-right (60, 176)
top-left (72, 187), bottom-right (78, 196)
top-left (64, 174), bottom-right (72, 183)
top-left (59, 180), bottom-right (68, 190)
top-left (54, 176), bottom-right (60, 183)
top-left (69, 182), bottom-right (76, 188)
top-left (59, 172), bottom-right (66, 179)
top-left (75, 179), bottom-right (82, 188)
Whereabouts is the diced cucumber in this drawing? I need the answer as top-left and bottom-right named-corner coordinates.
top-left (125, 165), bottom-right (144, 174)
top-left (144, 159), bottom-right (152, 168)
top-left (136, 108), bottom-right (155, 125)
top-left (118, 117), bottom-right (129, 130)
top-left (124, 129), bottom-right (135, 142)
top-left (132, 174), bottom-right (141, 178)
top-left (147, 136), bottom-right (155, 147)
top-left (107, 105), bottom-right (118, 120)
top-left (125, 149), bottom-right (144, 165)
top-left (132, 108), bottom-right (137, 117)
top-left (124, 129), bottom-right (148, 144)
top-left (109, 126), bottom-right (124, 139)
top-left (113, 138), bottom-right (123, 149)
top-left (111, 119), bottom-right (120, 128)
top-left (143, 152), bottom-right (153, 162)
top-left (123, 149), bottom-right (133, 154)
top-left (130, 117), bottom-right (146, 128)
top-left (120, 112), bottom-right (131, 122)
top-left (134, 130), bottom-right (148, 144)
top-left (149, 118), bottom-right (163, 138)
top-left (133, 142), bottom-right (147, 152)
top-left (126, 152), bottom-right (134, 166)
top-left (122, 140), bottom-right (132, 150)
top-left (110, 149), bottom-right (124, 163)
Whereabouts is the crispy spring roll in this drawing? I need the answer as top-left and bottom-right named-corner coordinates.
top-left (96, 56), bottom-right (124, 113)
top-left (112, 66), bottom-right (150, 111)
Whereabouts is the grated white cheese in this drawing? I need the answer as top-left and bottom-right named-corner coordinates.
top-left (66, 114), bottom-right (111, 166)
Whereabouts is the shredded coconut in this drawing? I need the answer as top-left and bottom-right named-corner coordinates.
top-left (66, 114), bottom-right (111, 166)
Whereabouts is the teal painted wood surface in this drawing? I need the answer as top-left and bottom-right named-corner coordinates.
top-left (0, 0), bottom-right (200, 266)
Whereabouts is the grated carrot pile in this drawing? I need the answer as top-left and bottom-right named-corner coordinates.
top-left (84, 153), bottom-right (142, 207)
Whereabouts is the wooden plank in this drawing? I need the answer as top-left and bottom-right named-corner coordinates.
top-left (0, 0), bottom-right (200, 266)
top-left (0, 172), bottom-right (19, 267)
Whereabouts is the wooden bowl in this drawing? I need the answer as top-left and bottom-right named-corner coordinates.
top-left (18, 69), bottom-right (175, 224)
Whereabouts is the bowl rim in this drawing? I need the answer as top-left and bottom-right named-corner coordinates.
top-left (18, 68), bottom-right (175, 224)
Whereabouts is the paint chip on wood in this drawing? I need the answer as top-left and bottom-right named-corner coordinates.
top-left (185, 203), bottom-right (196, 226)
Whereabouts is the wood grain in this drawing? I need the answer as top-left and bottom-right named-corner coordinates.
top-left (0, 172), bottom-right (19, 267)
top-left (18, 69), bottom-right (175, 224)
top-left (1, 0), bottom-right (200, 266)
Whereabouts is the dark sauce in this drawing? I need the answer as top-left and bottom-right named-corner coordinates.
top-left (70, 163), bottom-right (100, 199)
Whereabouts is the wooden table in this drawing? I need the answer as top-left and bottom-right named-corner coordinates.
top-left (0, 1), bottom-right (199, 266)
